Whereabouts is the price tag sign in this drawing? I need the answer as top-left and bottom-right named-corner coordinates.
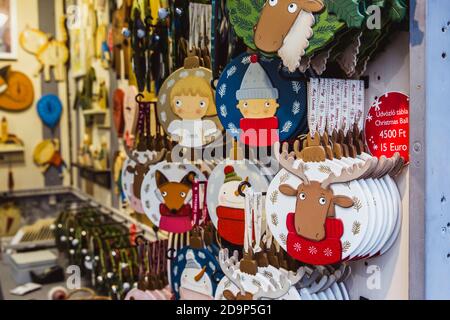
top-left (365, 92), bottom-right (409, 163)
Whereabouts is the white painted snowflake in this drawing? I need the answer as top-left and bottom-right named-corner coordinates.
top-left (167, 79), bottom-right (175, 88)
top-left (294, 242), bottom-right (302, 252)
top-left (366, 114), bottom-right (373, 122)
top-left (218, 84), bottom-right (227, 98)
top-left (372, 99), bottom-right (382, 111)
top-left (209, 261), bottom-right (215, 271)
top-left (373, 144), bottom-right (378, 151)
top-left (227, 123), bottom-right (239, 135)
top-left (292, 101), bottom-right (301, 115)
top-left (173, 266), bottom-right (178, 276)
top-left (220, 104), bottom-right (227, 118)
top-left (198, 251), bottom-right (206, 259)
top-left (161, 111), bottom-right (167, 123)
top-left (159, 94), bottom-right (167, 105)
top-left (178, 254), bottom-right (184, 262)
top-left (179, 71), bottom-right (189, 78)
top-left (308, 246), bottom-right (318, 255)
top-left (227, 66), bottom-right (237, 78)
top-left (323, 248), bottom-right (333, 257)
top-left (281, 121), bottom-right (293, 133)
top-left (292, 81), bottom-right (302, 94)
top-left (195, 70), bottom-right (205, 77)
top-left (241, 56), bottom-right (251, 64)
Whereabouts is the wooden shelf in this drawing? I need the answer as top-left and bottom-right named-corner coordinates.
top-left (0, 144), bottom-right (25, 164)
top-left (82, 109), bottom-right (108, 126)
top-left (82, 109), bottom-right (107, 117)
top-left (71, 163), bottom-right (111, 189)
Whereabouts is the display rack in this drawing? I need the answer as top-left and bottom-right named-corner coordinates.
top-left (60, 2), bottom-right (413, 300)
top-left (3, 0), bottom-right (444, 301)
top-left (1, 186), bottom-right (163, 243)
top-left (82, 109), bottom-right (108, 126)
top-left (71, 163), bottom-right (111, 189)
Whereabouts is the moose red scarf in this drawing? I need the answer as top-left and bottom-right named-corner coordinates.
top-left (286, 212), bottom-right (344, 265)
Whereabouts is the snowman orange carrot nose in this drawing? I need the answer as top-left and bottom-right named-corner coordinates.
top-left (195, 266), bottom-right (207, 281)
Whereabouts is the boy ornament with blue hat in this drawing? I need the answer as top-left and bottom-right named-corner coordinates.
top-left (236, 54), bottom-right (280, 147)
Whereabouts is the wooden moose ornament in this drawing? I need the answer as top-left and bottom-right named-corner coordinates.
top-left (228, 1), bottom-right (407, 76)
top-left (122, 146), bottom-right (166, 214)
top-left (267, 135), bottom-right (404, 264)
top-left (267, 142), bottom-right (372, 265)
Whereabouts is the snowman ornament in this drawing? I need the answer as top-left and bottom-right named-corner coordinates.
top-left (215, 166), bottom-right (247, 244)
top-left (179, 250), bottom-right (214, 300)
top-left (207, 160), bottom-right (270, 246)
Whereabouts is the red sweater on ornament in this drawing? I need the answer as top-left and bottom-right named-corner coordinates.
top-left (239, 117), bottom-right (279, 147)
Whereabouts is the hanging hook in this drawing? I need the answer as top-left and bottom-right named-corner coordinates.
top-left (135, 93), bottom-right (145, 104)
top-left (166, 248), bottom-right (177, 260)
top-left (237, 181), bottom-right (252, 197)
top-left (237, 180), bottom-right (267, 197)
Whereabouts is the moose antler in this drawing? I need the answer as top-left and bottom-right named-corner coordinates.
top-left (282, 268), bottom-right (303, 286)
top-left (125, 147), bottom-right (167, 166)
top-left (219, 249), bottom-right (246, 295)
top-left (378, 153), bottom-right (400, 178)
top-left (321, 160), bottom-right (372, 189)
top-left (274, 142), bottom-right (310, 184)
top-left (219, 249), bottom-right (293, 300)
top-left (144, 149), bottom-right (167, 167)
top-left (128, 149), bottom-right (153, 166)
top-left (252, 272), bottom-right (291, 300)
top-left (124, 146), bottom-right (140, 163)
